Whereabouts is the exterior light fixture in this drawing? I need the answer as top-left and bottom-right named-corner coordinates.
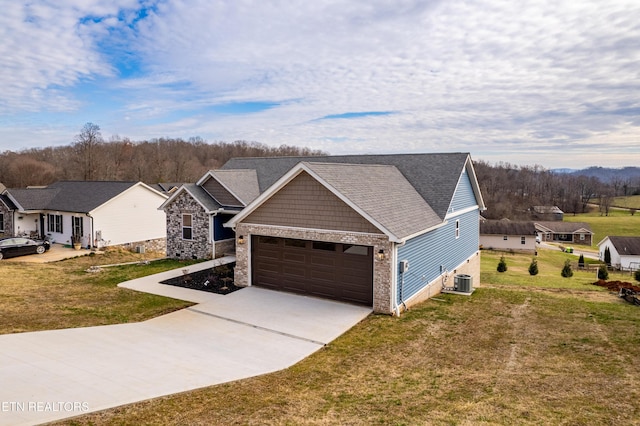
top-left (376, 249), bottom-right (385, 260)
top-left (237, 235), bottom-right (245, 245)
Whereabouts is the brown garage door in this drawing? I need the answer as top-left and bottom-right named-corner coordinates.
top-left (251, 236), bottom-right (373, 306)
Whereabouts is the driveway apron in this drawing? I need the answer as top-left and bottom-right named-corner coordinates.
top-left (0, 259), bottom-right (371, 426)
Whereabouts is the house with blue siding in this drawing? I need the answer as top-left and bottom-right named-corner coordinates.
top-left (222, 153), bottom-right (485, 315)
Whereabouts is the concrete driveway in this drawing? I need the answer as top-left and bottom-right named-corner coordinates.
top-left (0, 258), bottom-right (371, 426)
top-left (4, 243), bottom-right (91, 263)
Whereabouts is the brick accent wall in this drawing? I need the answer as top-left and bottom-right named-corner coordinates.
top-left (164, 191), bottom-right (212, 259)
top-left (235, 223), bottom-right (394, 314)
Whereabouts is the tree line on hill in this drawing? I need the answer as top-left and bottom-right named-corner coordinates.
top-left (0, 123), bottom-right (326, 188)
top-left (1, 123), bottom-right (636, 220)
top-left (473, 160), bottom-right (640, 219)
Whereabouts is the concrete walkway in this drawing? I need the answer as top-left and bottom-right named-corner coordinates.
top-left (0, 257), bottom-right (371, 426)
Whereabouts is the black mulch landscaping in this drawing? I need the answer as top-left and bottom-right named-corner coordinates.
top-left (160, 262), bottom-right (241, 295)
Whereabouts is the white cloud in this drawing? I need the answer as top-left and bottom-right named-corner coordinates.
top-left (1, 0), bottom-right (640, 168)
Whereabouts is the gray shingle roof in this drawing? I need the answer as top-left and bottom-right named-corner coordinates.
top-left (303, 162), bottom-right (442, 239)
top-left (210, 169), bottom-right (260, 205)
top-left (535, 221), bottom-right (593, 234)
top-left (221, 152), bottom-right (471, 219)
top-left (180, 183), bottom-right (224, 212)
top-left (8, 181), bottom-right (138, 213)
top-left (607, 236), bottom-right (640, 256)
top-left (480, 220), bottom-right (537, 236)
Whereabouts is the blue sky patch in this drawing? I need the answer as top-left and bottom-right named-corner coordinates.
top-left (317, 111), bottom-right (394, 120)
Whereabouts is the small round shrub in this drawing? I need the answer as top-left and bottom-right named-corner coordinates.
top-left (561, 259), bottom-right (573, 278)
top-left (497, 256), bottom-right (507, 273)
top-left (598, 264), bottom-right (609, 280)
top-left (528, 258), bottom-right (539, 276)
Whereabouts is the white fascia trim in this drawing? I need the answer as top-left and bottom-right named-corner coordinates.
top-left (137, 181), bottom-right (169, 199)
top-left (160, 185), bottom-right (217, 214)
top-left (5, 192), bottom-right (25, 211)
top-left (225, 166), bottom-right (305, 228)
top-left (198, 171), bottom-right (246, 206)
top-left (444, 155), bottom-right (486, 216)
top-left (445, 205), bottom-right (478, 219)
top-left (226, 163), bottom-right (402, 242)
top-left (465, 156), bottom-right (486, 211)
top-left (534, 222), bottom-right (553, 233)
top-left (94, 182), bottom-right (167, 214)
top-left (399, 221), bottom-right (447, 243)
top-left (237, 222), bottom-right (388, 240)
top-left (158, 185), bottom-right (185, 210)
top-left (195, 170), bottom-right (215, 186)
top-left (300, 163), bottom-right (401, 243)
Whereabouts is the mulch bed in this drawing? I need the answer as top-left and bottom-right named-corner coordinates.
top-left (592, 280), bottom-right (640, 293)
top-left (593, 280), bottom-right (640, 306)
top-left (160, 262), bottom-right (241, 295)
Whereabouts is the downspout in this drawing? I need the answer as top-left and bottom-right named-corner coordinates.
top-left (393, 241), bottom-right (406, 316)
top-left (211, 211), bottom-right (218, 259)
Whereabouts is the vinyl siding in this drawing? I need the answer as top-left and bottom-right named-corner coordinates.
top-left (202, 177), bottom-right (243, 207)
top-left (214, 213), bottom-right (235, 241)
top-left (91, 185), bottom-right (167, 246)
top-left (396, 169), bottom-right (480, 303)
top-left (396, 209), bottom-right (479, 302)
top-left (448, 169), bottom-right (476, 213)
top-left (244, 171), bottom-right (382, 234)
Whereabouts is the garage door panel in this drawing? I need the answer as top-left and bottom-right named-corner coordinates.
top-left (309, 268), bottom-right (336, 282)
top-left (282, 252), bottom-right (306, 263)
top-left (310, 256), bottom-right (336, 267)
top-left (282, 265), bottom-right (307, 279)
top-left (252, 236), bottom-right (373, 306)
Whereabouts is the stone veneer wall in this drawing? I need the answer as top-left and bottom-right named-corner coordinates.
top-left (0, 203), bottom-right (14, 238)
top-left (164, 191), bottom-right (213, 259)
top-left (234, 223), bottom-right (394, 314)
top-left (401, 250), bottom-right (481, 312)
top-left (214, 238), bottom-right (235, 258)
top-left (117, 237), bottom-right (167, 254)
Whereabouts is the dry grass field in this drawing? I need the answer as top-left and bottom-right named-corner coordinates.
top-left (55, 249), bottom-right (640, 426)
top-left (0, 249), bottom-right (197, 334)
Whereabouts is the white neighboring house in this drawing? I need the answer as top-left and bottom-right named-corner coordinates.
top-left (479, 219), bottom-right (538, 253)
top-left (0, 181), bottom-right (167, 250)
top-left (597, 236), bottom-right (640, 271)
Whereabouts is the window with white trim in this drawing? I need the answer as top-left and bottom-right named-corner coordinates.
top-left (455, 220), bottom-right (460, 239)
top-left (521, 236), bottom-right (526, 245)
top-left (47, 214), bottom-right (63, 233)
top-left (503, 235), bottom-right (508, 240)
top-left (182, 214), bottom-right (193, 240)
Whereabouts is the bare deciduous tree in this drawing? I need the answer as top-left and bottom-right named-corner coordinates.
top-left (73, 122), bottom-right (103, 180)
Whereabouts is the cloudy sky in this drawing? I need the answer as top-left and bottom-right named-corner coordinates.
top-left (1, 0), bottom-right (639, 168)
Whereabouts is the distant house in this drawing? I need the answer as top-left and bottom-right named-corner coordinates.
top-left (530, 206), bottom-right (564, 221)
top-left (597, 236), bottom-right (640, 271)
top-left (159, 169), bottom-right (260, 259)
top-left (534, 221), bottom-right (593, 246)
top-left (0, 181), bottom-right (168, 251)
top-left (480, 219), bottom-right (537, 253)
